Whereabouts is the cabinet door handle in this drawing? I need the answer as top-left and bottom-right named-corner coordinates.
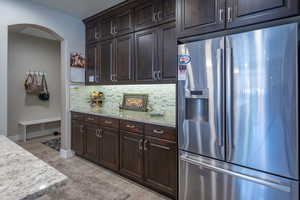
top-left (153, 129), bottom-right (164, 134)
top-left (152, 12), bottom-right (157, 22)
top-left (144, 140), bottom-right (148, 151)
top-left (99, 128), bottom-right (103, 138)
top-left (114, 26), bottom-right (118, 34)
top-left (87, 117), bottom-right (94, 121)
top-left (227, 7), bottom-right (232, 23)
top-left (95, 32), bottom-right (100, 40)
top-left (104, 120), bottom-right (113, 125)
top-left (157, 71), bottom-right (161, 80)
top-left (95, 129), bottom-right (99, 137)
top-left (126, 124), bottom-right (136, 129)
top-left (80, 125), bottom-right (84, 133)
top-left (138, 139), bottom-right (143, 151)
top-left (111, 25), bottom-right (114, 35)
top-left (157, 11), bottom-right (162, 21)
top-left (152, 71), bottom-right (157, 80)
top-left (219, 9), bottom-right (224, 23)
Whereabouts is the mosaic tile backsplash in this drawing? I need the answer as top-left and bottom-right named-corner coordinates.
top-left (70, 84), bottom-right (176, 116)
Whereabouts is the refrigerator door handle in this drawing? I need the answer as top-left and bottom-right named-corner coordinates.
top-left (226, 40), bottom-right (234, 160)
top-left (217, 48), bottom-right (224, 147)
top-left (180, 155), bottom-right (291, 193)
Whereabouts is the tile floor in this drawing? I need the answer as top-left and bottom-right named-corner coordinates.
top-left (17, 136), bottom-right (170, 200)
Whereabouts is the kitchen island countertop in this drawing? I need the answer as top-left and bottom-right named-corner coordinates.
top-left (0, 135), bottom-right (67, 200)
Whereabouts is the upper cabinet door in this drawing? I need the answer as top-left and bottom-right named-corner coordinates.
top-left (134, 1), bottom-right (157, 31)
top-left (115, 34), bottom-right (134, 82)
top-left (114, 9), bottom-right (134, 36)
top-left (86, 44), bottom-right (97, 84)
top-left (135, 28), bottom-right (158, 82)
top-left (158, 22), bottom-right (177, 81)
top-left (177, 0), bottom-right (226, 38)
top-left (227, 0), bottom-right (299, 28)
top-left (100, 17), bottom-right (114, 40)
top-left (98, 40), bottom-right (114, 83)
top-left (86, 20), bottom-right (99, 44)
top-left (156, 0), bottom-right (176, 24)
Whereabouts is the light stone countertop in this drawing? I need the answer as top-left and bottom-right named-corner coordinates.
top-left (0, 135), bottom-right (67, 200)
top-left (71, 106), bottom-right (176, 128)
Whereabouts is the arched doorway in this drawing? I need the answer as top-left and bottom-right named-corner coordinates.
top-left (5, 24), bottom-right (72, 158)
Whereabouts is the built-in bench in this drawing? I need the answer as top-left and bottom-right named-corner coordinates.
top-left (19, 117), bottom-right (61, 142)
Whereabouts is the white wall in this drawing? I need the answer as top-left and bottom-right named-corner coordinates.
top-left (8, 32), bottom-right (61, 137)
top-left (0, 0), bottom-right (85, 154)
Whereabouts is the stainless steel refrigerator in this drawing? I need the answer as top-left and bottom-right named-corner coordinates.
top-left (178, 23), bottom-right (299, 200)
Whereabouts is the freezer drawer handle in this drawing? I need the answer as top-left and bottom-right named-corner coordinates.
top-left (180, 155), bottom-right (291, 193)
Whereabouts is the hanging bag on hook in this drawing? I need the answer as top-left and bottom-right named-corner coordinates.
top-left (24, 73), bottom-right (43, 94)
top-left (39, 74), bottom-right (50, 101)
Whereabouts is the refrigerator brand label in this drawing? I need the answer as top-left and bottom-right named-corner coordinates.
top-left (178, 64), bottom-right (187, 80)
top-left (179, 55), bottom-right (191, 65)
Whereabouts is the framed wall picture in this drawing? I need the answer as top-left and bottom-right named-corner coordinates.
top-left (70, 52), bottom-right (85, 68)
top-left (120, 94), bottom-right (148, 112)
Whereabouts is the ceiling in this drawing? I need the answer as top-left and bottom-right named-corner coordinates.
top-left (30, 0), bottom-right (126, 19)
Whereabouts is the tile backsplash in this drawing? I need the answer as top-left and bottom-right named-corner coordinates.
top-left (70, 84), bottom-right (176, 114)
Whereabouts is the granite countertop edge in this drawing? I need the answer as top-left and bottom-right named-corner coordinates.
top-left (23, 178), bottom-right (68, 200)
top-left (70, 109), bottom-right (176, 128)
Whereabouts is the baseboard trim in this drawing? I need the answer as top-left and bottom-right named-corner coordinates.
top-left (60, 148), bottom-right (75, 159)
top-left (8, 135), bottom-right (23, 142)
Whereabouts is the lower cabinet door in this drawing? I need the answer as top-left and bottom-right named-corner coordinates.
top-left (144, 137), bottom-right (177, 197)
top-left (84, 124), bottom-right (98, 162)
top-left (71, 120), bottom-right (84, 156)
top-left (119, 131), bottom-right (144, 182)
top-left (98, 127), bottom-right (119, 171)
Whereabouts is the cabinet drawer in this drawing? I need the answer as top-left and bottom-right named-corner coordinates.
top-left (120, 120), bottom-right (144, 134)
top-left (71, 112), bottom-right (85, 121)
top-left (100, 117), bottom-right (119, 129)
top-left (85, 114), bottom-right (101, 124)
top-left (145, 124), bottom-right (176, 141)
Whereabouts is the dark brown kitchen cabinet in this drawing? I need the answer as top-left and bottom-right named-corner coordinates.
top-left (98, 127), bottom-right (119, 171)
top-left (158, 23), bottom-right (177, 81)
top-left (114, 8), bottom-right (134, 36)
top-left (177, 0), bottom-right (299, 38)
top-left (71, 120), bottom-right (84, 156)
top-left (144, 137), bottom-right (177, 196)
top-left (135, 22), bottom-right (177, 82)
top-left (98, 8), bottom-right (134, 41)
top-left (120, 131), bottom-right (144, 182)
top-left (86, 20), bottom-right (99, 44)
top-left (134, 0), bottom-right (175, 31)
top-left (156, 0), bottom-right (176, 24)
top-left (135, 28), bottom-right (158, 82)
top-left (100, 16), bottom-right (114, 41)
top-left (114, 34), bottom-right (134, 82)
top-left (134, 1), bottom-right (157, 31)
top-left (84, 124), bottom-right (99, 162)
top-left (227, 0), bottom-right (299, 28)
top-left (86, 44), bottom-right (98, 84)
top-left (71, 112), bottom-right (177, 198)
top-left (97, 39), bottom-right (114, 83)
top-left (177, 0), bottom-right (226, 38)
